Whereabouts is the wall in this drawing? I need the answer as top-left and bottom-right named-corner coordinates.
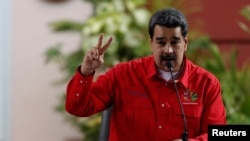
top-left (12, 0), bottom-right (92, 141)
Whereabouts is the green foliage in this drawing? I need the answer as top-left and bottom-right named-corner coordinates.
top-left (239, 5), bottom-right (250, 34)
top-left (80, 0), bottom-right (151, 67)
top-left (45, 0), bottom-right (250, 140)
top-left (49, 21), bottom-right (83, 32)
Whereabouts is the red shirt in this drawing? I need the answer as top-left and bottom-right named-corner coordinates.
top-left (66, 56), bottom-right (226, 141)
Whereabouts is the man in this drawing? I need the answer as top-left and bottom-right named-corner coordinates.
top-left (65, 8), bottom-right (226, 141)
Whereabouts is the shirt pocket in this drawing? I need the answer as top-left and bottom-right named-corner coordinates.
top-left (117, 86), bottom-right (156, 139)
top-left (171, 104), bottom-right (203, 138)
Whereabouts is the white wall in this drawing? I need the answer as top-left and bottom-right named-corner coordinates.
top-left (12, 0), bottom-right (92, 141)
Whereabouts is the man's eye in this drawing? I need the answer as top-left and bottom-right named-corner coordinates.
top-left (171, 41), bottom-right (177, 45)
top-left (157, 41), bottom-right (165, 46)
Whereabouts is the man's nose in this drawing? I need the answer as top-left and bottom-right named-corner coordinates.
top-left (164, 44), bottom-right (173, 53)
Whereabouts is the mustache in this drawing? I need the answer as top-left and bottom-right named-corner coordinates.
top-left (160, 54), bottom-right (176, 61)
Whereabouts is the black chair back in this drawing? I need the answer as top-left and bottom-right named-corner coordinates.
top-left (99, 106), bottom-right (113, 141)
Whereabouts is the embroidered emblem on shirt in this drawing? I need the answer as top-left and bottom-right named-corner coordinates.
top-left (191, 93), bottom-right (198, 102)
top-left (183, 89), bottom-right (198, 102)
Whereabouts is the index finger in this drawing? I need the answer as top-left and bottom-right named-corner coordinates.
top-left (96, 34), bottom-right (104, 49)
top-left (99, 36), bottom-right (113, 55)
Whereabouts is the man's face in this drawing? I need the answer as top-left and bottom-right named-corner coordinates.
top-left (150, 25), bottom-right (188, 72)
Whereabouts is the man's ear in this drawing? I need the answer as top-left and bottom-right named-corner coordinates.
top-left (149, 38), bottom-right (153, 51)
top-left (184, 36), bottom-right (188, 51)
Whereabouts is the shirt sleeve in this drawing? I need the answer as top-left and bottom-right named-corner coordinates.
top-left (65, 66), bottom-right (114, 117)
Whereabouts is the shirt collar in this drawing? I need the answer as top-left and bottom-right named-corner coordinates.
top-left (146, 55), bottom-right (190, 89)
top-left (146, 56), bottom-right (158, 79)
top-left (177, 56), bottom-right (190, 89)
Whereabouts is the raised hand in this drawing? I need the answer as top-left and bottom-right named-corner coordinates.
top-left (80, 34), bottom-right (113, 75)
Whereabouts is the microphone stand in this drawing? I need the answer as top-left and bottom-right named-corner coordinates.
top-left (167, 61), bottom-right (188, 141)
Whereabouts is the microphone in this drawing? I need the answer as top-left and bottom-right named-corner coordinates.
top-left (167, 61), bottom-right (188, 141)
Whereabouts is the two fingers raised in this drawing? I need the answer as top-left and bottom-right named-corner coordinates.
top-left (96, 33), bottom-right (113, 55)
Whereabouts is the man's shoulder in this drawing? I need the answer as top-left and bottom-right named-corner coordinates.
top-left (186, 59), bottom-right (219, 82)
top-left (111, 56), bottom-right (153, 74)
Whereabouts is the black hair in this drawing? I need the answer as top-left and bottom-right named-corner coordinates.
top-left (148, 8), bottom-right (188, 39)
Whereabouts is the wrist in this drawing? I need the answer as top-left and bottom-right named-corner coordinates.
top-left (80, 65), bottom-right (94, 76)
